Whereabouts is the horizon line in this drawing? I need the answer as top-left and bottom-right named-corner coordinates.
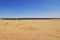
top-left (0, 18), bottom-right (60, 20)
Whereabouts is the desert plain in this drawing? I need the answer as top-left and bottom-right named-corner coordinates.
top-left (0, 19), bottom-right (60, 40)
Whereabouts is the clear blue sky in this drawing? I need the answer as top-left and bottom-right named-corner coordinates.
top-left (0, 0), bottom-right (60, 18)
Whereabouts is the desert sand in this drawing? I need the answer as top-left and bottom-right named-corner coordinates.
top-left (0, 19), bottom-right (60, 40)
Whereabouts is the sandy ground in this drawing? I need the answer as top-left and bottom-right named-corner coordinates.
top-left (0, 19), bottom-right (60, 40)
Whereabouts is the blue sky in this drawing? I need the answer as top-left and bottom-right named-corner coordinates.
top-left (0, 0), bottom-right (60, 18)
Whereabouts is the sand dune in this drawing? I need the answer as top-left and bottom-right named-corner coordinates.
top-left (0, 19), bottom-right (60, 40)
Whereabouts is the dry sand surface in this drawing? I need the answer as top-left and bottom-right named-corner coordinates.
top-left (0, 19), bottom-right (60, 40)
